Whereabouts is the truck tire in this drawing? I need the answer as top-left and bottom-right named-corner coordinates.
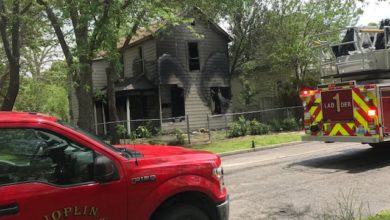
top-left (158, 204), bottom-right (210, 220)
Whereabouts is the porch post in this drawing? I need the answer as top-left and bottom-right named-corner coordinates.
top-left (93, 103), bottom-right (98, 135)
top-left (158, 84), bottom-right (163, 127)
top-left (102, 102), bottom-right (107, 135)
top-left (126, 96), bottom-right (131, 135)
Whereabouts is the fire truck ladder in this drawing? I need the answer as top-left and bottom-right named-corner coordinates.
top-left (314, 26), bottom-right (390, 79)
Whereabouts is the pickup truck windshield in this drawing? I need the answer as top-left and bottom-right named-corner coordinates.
top-left (57, 121), bottom-right (133, 158)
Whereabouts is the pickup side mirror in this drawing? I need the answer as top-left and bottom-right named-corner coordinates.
top-left (94, 155), bottom-right (119, 183)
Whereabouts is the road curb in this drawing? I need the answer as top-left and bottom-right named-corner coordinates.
top-left (218, 141), bottom-right (304, 157)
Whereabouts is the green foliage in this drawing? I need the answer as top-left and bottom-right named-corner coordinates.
top-left (228, 0), bottom-right (364, 107)
top-left (365, 210), bottom-right (390, 220)
top-left (168, 128), bottom-right (186, 146)
top-left (227, 116), bottom-right (250, 138)
top-left (269, 118), bottom-right (300, 132)
top-left (134, 126), bottom-right (152, 139)
top-left (227, 116), bottom-right (270, 138)
top-left (239, 74), bottom-right (259, 108)
top-left (14, 61), bottom-right (69, 121)
top-left (248, 120), bottom-right (270, 135)
top-left (116, 124), bottom-right (128, 139)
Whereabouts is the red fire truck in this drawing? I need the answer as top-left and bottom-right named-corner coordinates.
top-left (0, 112), bottom-right (229, 220)
top-left (301, 22), bottom-right (390, 148)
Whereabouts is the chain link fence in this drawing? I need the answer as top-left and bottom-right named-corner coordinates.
top-left (95, 106), bottom-right (304, 145)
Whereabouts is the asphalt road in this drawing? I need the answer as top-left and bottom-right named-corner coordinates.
top-left (222, 141), bottom-right (390, 220)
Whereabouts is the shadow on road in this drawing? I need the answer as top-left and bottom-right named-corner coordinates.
top-left (289, 147), bottom-right (390, 173)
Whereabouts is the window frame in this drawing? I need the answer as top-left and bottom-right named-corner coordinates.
top-left (0, 127), bottom-right (116, 188)
top-left (210, 87), bottom-right (231, 115)
top-left (138, 46), bottom-right (145, 74)
top-left (187, 41), bottom-right (200, 71)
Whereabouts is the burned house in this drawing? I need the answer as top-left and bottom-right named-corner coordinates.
top-left (72, 15), bottom-right (232, 135)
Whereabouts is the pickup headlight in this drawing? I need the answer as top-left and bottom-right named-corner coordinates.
top-left (213, 166), bottom-right (225, 191)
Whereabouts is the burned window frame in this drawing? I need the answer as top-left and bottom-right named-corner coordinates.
top-left (187, 42), bottom-right (200, 71)
top-left (138, 46), bottom-right (144, 74)
top-left (210, 87), bottom-right (231, 115)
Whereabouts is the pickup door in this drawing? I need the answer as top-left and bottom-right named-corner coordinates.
top-left (0, 128), bottom-right (127, 220)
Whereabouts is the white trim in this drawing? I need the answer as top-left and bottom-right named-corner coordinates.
top-left (126, 97), bottom-right (131, 134)
top-left (94, 103), bottom-right (98, 134)
top-left (102, 102), bottom-right (107, 135)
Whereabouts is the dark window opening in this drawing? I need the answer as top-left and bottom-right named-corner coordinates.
top-left (136, 46), bottom-right (144, 74)
top-left (171, 87), bottom-right (185, 117)
top-left (130, 95), bottom-right (148, 119)
top-left (188, 42), bottom-right (200, 71)
top-left (211, 87), bottom-right (231, 115)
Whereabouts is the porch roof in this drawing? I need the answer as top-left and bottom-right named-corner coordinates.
top-left (103, 76), bottom-right (156, 92)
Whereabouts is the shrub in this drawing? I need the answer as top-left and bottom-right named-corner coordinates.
top-left (227, 116), bottom-right (270, 138)
top-left (134, 126), bottom-right (152, 138)
top-left (249, 120), bottom-right (270, 135)
top-left (268, 118), bottom-right (300, 132)
top-left (280, 118), bottom-right (300, 131)
top-left (227, 116), bottom-right (250, 138)
top-left (116, 124), bottom-right (128, 139)
top-left (168, 128), bottom-right (186, 145)
top-left (227, 122), bottom-right (245, 138)
top-left (268, 120), bottom-right (282, 132)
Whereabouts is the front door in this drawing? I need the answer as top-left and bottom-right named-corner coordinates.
top-left (0, 128), bottom-right (127, 220)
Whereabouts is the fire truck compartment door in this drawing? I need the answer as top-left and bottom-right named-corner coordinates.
top-left (380, 87), bottom-right (390, 134)
top-left (321, 89), bottom-right (354, 122)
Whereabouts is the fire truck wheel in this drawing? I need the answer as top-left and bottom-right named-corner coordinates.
top-left (158, 204), bottom-right (209, 220)
top-left (369, 142), bottom-right (390, 149)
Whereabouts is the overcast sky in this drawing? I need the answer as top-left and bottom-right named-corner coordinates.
top-left (358, 1), bottom-right (390, 25)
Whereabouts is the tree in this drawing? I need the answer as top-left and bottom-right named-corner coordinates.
top-left (14, 61), bottom-right (69, 120)
top-left (0, 0), bottom-right (34, 111)
top-left (228, 0), bottom-right (364, 107)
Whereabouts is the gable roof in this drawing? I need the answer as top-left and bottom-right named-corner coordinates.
top-left (118, 16), bottom-right (232, 49)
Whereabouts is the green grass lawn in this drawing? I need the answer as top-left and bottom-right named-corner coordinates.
top-left (365, 210), bottom-right (390, 220)
top-left (189, 132), bottom-right (302, 153)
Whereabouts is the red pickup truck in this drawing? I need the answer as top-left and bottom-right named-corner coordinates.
top-left (0, 112), bottom-right (229, 220)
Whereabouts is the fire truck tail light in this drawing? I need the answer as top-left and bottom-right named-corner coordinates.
top-left (300, 89), bottom-right (314, 97)
top-left (368, 109), bottom-right (376, 117)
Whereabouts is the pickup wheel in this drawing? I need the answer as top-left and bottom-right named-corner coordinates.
top-left (158, 204), bottom-right (209, 220)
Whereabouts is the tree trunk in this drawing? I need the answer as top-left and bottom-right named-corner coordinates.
top-left (75, 58), bottom-right (95, 132)
top-left (0, 0), bottom-right (21, 111)
top-left (106, 66), bottom-right (120, 144)
top-left (1, 62), bottom-right (19, 111)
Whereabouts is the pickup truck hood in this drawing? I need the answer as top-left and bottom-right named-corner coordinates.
top-left (115, 144), bottom-right (214, 158)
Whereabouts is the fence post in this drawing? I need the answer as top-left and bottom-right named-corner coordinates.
top-left (224, 114), bottom-right (228, 136)
top-left (207, 114), bottom-right (211, 141)
top-left (186, 115), bottom-right (191, 144)
top-left (286, 107), bottom-right (290, 118)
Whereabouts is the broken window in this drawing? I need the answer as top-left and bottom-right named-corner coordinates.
top-left (188, 42), bottom-right (200, 71)
top-left (211, 87), bottom-right (231, 114)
